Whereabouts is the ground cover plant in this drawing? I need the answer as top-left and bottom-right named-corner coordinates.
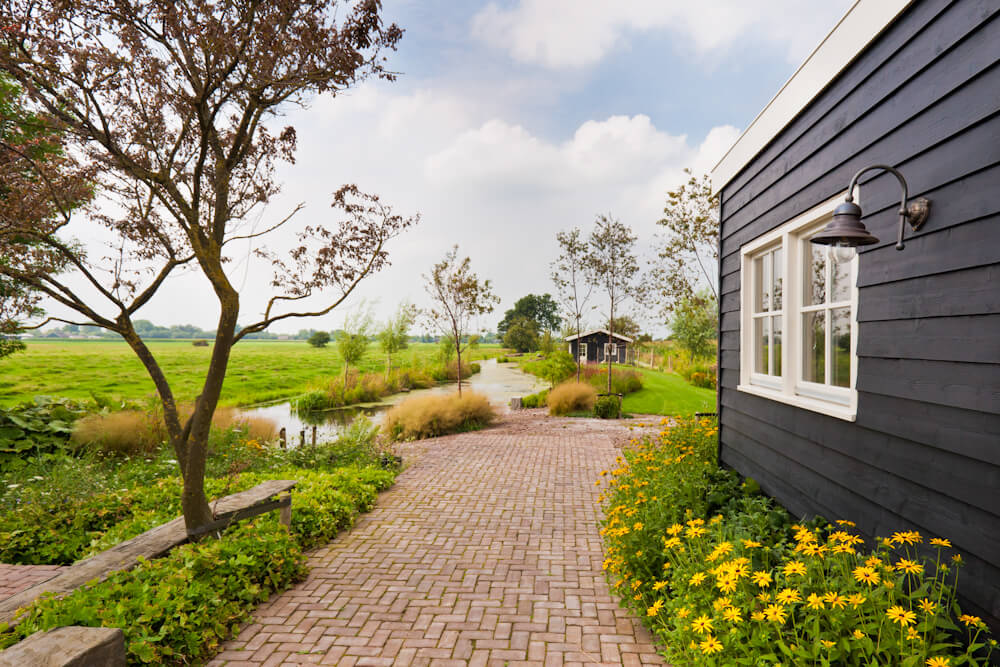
top-left (0, 340), bottom-right (504, 408)
top-left (383, 391), bottom-right (495, 440)
top-left (598, 417), bottom-right (995, 666)
top-left (0, 421), bottom-right (398, 664)
top-left (0, 396), bottom-right (88, 469)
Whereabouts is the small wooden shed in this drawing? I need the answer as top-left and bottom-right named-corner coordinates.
top-left (564, 329), bottom-right (632, 365)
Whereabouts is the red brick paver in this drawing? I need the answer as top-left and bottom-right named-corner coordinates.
top-left (211, 421), bottom-right (665, 666)
top-left (0, 564), bottom-right (66, 601)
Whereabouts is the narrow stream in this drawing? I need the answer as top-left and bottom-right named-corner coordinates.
top-left (240, 358), bottom-right (547, 443)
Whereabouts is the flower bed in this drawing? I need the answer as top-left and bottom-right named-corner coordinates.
top-left (598, 417), bottom-right (994, 666)
top-left (0, 423), bottom-right (399, 665)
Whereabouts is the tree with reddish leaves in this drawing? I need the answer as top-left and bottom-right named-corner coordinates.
top-left (424, 246), bottom-right (499, 397)
top-left (0, 0), bottom-right (414, 534)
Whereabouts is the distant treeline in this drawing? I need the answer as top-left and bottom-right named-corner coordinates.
top-left (33, 322), bottom-right (499, 344)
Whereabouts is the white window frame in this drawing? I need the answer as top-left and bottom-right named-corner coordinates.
top-left (738, 193), bottom-right (859, 421)
top-left (579, 342), bottom-right (587, 358)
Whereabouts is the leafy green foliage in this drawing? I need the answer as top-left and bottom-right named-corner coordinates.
top-left (539, 350), bottom-right (576, 387)
top-left (0, 397), bottom-right (88, 469)
top-left (0, 521), bottom-right (308, 664)
top-left (307, 331), bottom-right (331, 348)
top-left (497, 293), bottom-right (561, 337)
top-left (520, 389), bottom-right (548, 409)
top-left (594, 395), bottom-right (620, 419)
top-left (670, 291), bottom-right (717, 361)
top-left (502, 316), bottom-right (540, 352)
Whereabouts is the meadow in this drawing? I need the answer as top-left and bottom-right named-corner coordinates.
top-left (0, 339), bottom-right (503, 408)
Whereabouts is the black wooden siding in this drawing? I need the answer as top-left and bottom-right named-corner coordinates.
top-left (568, 333), bottom-right (628, 364)
top-left (717, 0), bottom-right (1000, 626)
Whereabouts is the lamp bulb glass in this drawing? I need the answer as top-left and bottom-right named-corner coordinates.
top-left (832, 241), bottom-right (856, 264)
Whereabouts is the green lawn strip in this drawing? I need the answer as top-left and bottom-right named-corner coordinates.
top-left (620, 366), bottom-right (715, 416)
top-left (0, 340), bottom-right (505, 408)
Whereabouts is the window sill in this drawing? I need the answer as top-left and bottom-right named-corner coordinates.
top-left (737, 383), bottom-right (856, 422)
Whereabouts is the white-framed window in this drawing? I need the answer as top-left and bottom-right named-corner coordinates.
top-left (738, 193), bottom-right (859, 421)
top-left (605, 342), bottom-right (617, 357)
top-left (579, 342), bottom-right (587, 358)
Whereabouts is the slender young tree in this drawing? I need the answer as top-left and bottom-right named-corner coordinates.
top-left (586, 215), bottom-right (643, 394)
top-left (424, 246), bottom-right (499, 396)
top-left (654, 169), bottom-right (719, 312)
top-left (378, 302), bottom-right (415, 378)
top-left (551, 228), bottom-right (593, 382)
top-left (0, 0), bottom-right (411, 533)
top-left (337, 307), bottom-right (373, 382)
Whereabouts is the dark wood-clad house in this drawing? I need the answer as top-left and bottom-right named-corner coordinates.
top-left (565, 329), bottom-right (632, 365)
top-left (711, 0), bottom-right (1000, 628)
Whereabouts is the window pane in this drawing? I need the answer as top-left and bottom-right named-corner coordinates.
top-left (831, 254), bottom-right (851, 303)
top-left (802, 311), bottom-right (825, 384)
top-left (772, 248), bottom-right (783, 311)
top-left (831, 307), bottom-right (851, 388)
top-left (804, 243), bottom-right (826, 306)
top-left (772, 315), bottom-right (782, 377)
top-left (754, 317), bottom-right (769, 374)
top-left (753, 256), bottom-right (764, 312)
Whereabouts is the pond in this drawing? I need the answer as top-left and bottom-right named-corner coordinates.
top-left (240, 358), bottom-right (547, 443)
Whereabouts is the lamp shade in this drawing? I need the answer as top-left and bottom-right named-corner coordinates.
top-left (810, 201), bottom-right (880, 247)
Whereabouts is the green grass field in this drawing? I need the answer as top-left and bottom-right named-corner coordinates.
top-left (0, 339), bottom-right (503, 408)
top-left (621, 366), bottom-right (716, 416)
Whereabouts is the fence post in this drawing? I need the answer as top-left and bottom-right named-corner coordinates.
top-left (311, 425), bottom-right (317, 447)
top-left (279, 427), bottom-right (287, 449)
top-left (299, 430), bottom-right (305, 447)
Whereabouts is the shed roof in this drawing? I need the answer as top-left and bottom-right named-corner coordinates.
top-left (710, 0), bottom-right (913, 193)
top-left (563, 329), bottom-right (633, 343)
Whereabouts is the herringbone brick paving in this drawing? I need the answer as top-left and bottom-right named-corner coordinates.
top-left (210, 416), bottom-right (665, 666)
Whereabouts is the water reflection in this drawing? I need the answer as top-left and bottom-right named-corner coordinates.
top-left (240, 358), bottom-right (546, 443)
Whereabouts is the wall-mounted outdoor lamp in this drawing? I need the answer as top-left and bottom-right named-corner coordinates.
top-left (810, 164), bottom-right (930, 258)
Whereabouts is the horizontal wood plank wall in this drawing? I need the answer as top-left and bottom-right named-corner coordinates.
top-left (716, 0), bottom-right (1000, 626)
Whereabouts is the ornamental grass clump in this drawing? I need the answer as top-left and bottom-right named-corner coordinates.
top-left (546, 382), bottom-right (597, 415)
top-left (598, 417), bottom-right (994, 666)
top-left (383, 391), bottom-right (495, 440)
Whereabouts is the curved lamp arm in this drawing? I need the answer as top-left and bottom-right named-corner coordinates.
top-left (846, 164), bottom-right (930, 251)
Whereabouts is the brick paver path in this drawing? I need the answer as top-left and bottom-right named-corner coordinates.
top-left (210, 418), bottom-right (665, 666)
top-left (0, 564), bottom-right (65, 601)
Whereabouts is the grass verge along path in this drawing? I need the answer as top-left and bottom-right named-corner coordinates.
top-left (621, 366), bottom-right (715, 415)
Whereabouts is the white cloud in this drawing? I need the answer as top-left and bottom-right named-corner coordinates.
top-left (471, 0), bottom-right (853, 68)
top-left (67, 83), bottom-right (737, 335)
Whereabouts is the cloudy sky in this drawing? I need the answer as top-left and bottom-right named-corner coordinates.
top-left (62, 0), bottom-right (853, 336)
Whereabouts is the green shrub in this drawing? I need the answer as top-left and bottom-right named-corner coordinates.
top-left (383, 391), bottom-right (496, 440)
top-left (520, 389), bottom-right (548, 408)
top-left (547, 382), bottom-right (597, 416)
top-left (539, 350), bottom-right (576, 386)
top-left (593, 395), bottom-right (620, 419)
top-left (0, 521), bottom-right (308, 665)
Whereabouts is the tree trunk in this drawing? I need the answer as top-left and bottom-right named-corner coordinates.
top-left (385, 353), bottom-right (391, 381)
top-left (455, 335), bottom-right (463, 396)
top-left (607, 297), bottom-right (614, 394)
top-left (575, 315), bottom-right (582, 383)
top-left (179, 288), bottom-right (241, 535)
